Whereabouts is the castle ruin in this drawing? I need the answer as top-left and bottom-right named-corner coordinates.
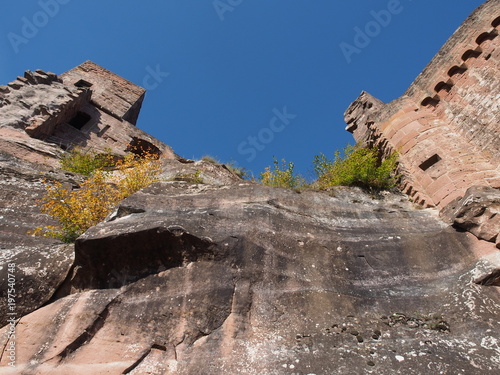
top-left (1, 2), bottom-right (500, 373)
top-left (344, 0), bottom-right (500, 210)
top-left (0, 60), bottom-right (175, 166)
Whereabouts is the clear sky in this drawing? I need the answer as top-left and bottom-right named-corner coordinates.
top-left (0, 0), bottom-right (485, 179)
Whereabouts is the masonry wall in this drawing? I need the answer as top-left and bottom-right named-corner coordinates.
top-left (60, 61), bottom-right (146, 125)
top-left (344, 0), bottom-right (500, 209)
top-left (0, 61), bottom-right (176, 165)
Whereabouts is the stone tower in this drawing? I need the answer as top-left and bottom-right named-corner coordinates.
top-left (0, 60), bottom-right (175, 166)
top-left (344, 0), bottom-right (500, 209)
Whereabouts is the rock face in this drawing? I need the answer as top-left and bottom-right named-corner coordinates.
top-left (0, 151), bottom-right (77, 326)
top-left (160, 158), bottom-right (244, 186)
top-left (442, 186), bottom-right (500, 248)
top-left (0, 60), bottom-right (242, 333)
top-left (1, 183), bottom-right (500, 374)
top-left (1, 10), bottom-right (500, 373)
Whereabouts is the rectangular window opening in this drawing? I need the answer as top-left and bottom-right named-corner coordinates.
top-left (74, 79), bottom-right (93, 88)
top-left (68, 112), bottom-right (91, 130)
top-left (419, 154), bottom-right (442, 171)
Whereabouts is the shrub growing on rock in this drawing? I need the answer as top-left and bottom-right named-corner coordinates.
top-left (225, 162), bottom-right (249, 179)
top-left (113, 152), bottom-right (162, 198)
top-left (32, 171), bottom-right (120, 242)
top-left (259, 157), bottom-right (306, 190)
top-left (313, 144), bottom-right (399, 190)
top-left (59, 147), bottom-right (114, 176)
top-left (32, 151), bottom-right (162, 242)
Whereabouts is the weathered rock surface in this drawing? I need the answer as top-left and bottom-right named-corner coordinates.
top-left (160, 158), bottom-right (243, 186)
top-left (2, 183), bottom-right (499, 374)
top-left (0, 70), bottom-right (89, 139)
top-left (474, 250), bottom-right (500, 286)
top-left (0, 152), bottom-right (78, 326)
top-left (1, 9), bottom-right (500, 372)
top-left (0, 139), bottom-right (241, 329)
top-left (0, 243), bottom-right (74, 327)
top-left (442, 185), bottom-right (500, 248)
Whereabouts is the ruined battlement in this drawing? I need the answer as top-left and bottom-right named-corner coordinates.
top-left (0, 61), bottom-right (175, 165)
top-left (344, 0), bottom-right (500, 209)
top-left (60, 60), bottom-right (146, 125)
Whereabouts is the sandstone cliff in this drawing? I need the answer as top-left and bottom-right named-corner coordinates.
top-left (1, 173), bottom-right (500, 374)
top-left (1, 2), bottom-right (500, 374)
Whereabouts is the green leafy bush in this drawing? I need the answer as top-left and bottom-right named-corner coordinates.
top-left (59, 147), bottom-right (114, 176)
top-left (313, 144), bottom-right (399, 190)
top-left (259, 157), bottom-right (306, 189)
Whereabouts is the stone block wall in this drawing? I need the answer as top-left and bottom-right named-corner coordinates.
top-left (0, 61), bottom-right (175, 165)
top-left (60, 60), bottom-right (145, 125)
top-left (344, 0), bottom-right (500, 209)
top-left (0, 70), bottom-right (90, 139)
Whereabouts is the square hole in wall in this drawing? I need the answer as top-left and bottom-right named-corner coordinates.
top-left (419, 154), bottom-right (442, 171)
top-left (68, 111), bottom-right (91, 130)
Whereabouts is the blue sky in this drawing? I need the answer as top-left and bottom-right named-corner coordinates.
top-left (0, 0), bottom-right (485, 179)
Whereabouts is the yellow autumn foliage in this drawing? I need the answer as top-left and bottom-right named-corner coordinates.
top-left (32, 151), bottom-right (162, 242)
top-left (113, 152), bottom-right (162, 198)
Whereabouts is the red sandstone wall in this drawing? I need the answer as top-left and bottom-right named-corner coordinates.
top-left (344, 0), bottom-right (500, 209)
top-left (60, 61), bottom-right (146, 125)
top-left (0, 62), bottom-right (176, 164)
